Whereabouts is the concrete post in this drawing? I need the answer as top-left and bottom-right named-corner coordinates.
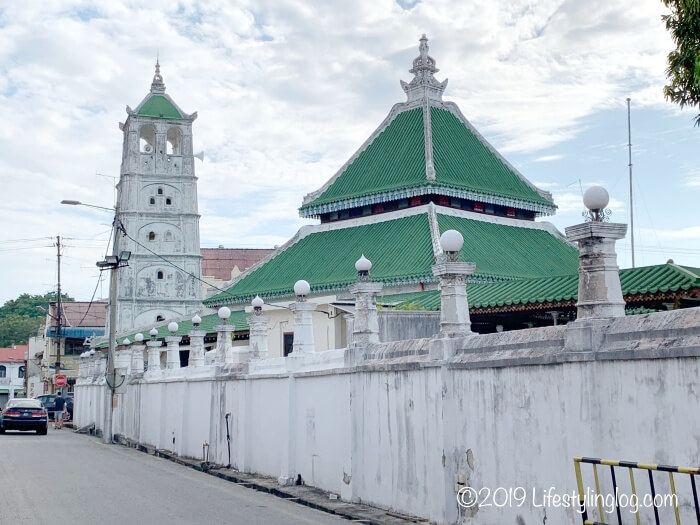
top-left (146, 340), bottom-right (161, 375)
top-left (165, 335), bottom-right (182, 370)
top-left (432, 258), bottom-right (476, 336)
top-left (130, 343), bottom-right (145, 374)
top-left (290, 301), bottom-right (317, 355)
top-left (215, 324), bottom-right (236, 365)
top-left (349, 281), bottom-right (384, 346)
top-left (188, 329), bottom-right (206, 367)
top-left (565, 222), bottom-right (627, 320)
top-left (248, 314), bottom-right (269, 360)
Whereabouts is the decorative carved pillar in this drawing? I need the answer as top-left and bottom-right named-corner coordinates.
top-left (165, 322), bottom-right (182, 370)
top-left (432, 259), bottom-right (476, 337)
top-left (349, 256), bottom-right (383, 346)
top-left (565, 222), bottom-right (627, 320)
top-left (290, 280), bottom-right (316, 355)
top-left (130, 334), bottom-right (145, 374)
top-left (146, 335), bottom-right (162, 376)
top-left (248, 297), bottom-right (269, 360)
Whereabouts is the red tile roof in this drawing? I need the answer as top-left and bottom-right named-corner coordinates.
top-left (49, 301), bottom-right (107, 328)
top-left (201, 248), bottom-right (274, 281)
top-left (0, 345), bottom-right (28, 362)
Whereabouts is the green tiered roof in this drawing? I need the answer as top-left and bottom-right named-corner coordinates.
top-left (136, 95), bottom-right (183, 119)
top-left (300, 37), bottom-right (554, 218)
top-left (96, 310), bottom-right (250, 348)
top-left (378, 264), bottom-right (700, 313)
top-left (204, 209), bottom-right (578, 306)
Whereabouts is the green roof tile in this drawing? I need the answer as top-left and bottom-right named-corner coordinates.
top-left (96, 310), bottom-right (249, 349)
top-left (437, 214), bottom-right (579, 279)
top-left (206, 210), bottom-right (580, 306)
top-left (303, 108), bottom-right (427, 208)
top-left (380, 264), bottom-right (700, 312)
top-left (300, 104), bottom-right (555, 217)
top-left (206, 213), bottom-right (436, 305)
top-left (431, 107), bottom-right (551, 208)
top-left (137, 95), bottom-right (183, 119)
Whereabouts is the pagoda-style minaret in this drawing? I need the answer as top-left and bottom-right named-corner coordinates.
top-left (299, 35), bottom-right (555, 223)
top-left (113, 62), bottom-right (202, 332)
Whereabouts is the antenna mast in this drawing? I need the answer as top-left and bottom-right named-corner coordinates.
top-left (627, 98), bottom-right (635, 268)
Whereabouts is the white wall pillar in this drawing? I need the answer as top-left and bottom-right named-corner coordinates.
top-left (215, 324), bottom-right (235, 365)
top-left (188, 330), bottom-right (206, 367)
top-left (290, 301), bottom-right (317, 355)
top-left (131, 344), bottom-right (145, 374)
top-left (565, 222), bottom-right (627, 320)
top-left (349, 281), bottom-right (383, 346)
top-left (146, 340), bottom-right (162, 376)
top-left (248, 314), bottom-right (269, 360)
top-left (432, 260), bottom-right (476, 337)
top-left (165, 336), bottom-right (182, 370)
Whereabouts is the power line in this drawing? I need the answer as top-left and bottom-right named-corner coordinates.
top-left (121, 228), bottom-right (230, 295)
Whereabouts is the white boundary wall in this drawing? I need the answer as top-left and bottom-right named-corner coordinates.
top-left (76, 308), bottom-right (700, 525)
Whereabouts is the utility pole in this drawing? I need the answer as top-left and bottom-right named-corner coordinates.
top-left (627, 98), bottom-right (635, 268)
top-left (55, 235), bottom-right (62, 391)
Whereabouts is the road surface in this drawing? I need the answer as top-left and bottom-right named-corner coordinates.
top-left (0, 427), bottom-right (344, 525)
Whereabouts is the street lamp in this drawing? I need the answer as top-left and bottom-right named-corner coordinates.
top-left (62, 198), bottom-right (124, 444)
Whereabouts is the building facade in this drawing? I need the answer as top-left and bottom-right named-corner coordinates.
top-left (113, 62), bottom-right (202, 333)
top-left (0, 345), bottom-right (27, 405)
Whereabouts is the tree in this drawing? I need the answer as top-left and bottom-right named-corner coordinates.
top-left (0, 292), bottom-right (74, 346)
top-left (662, 0), bottom-right (700, 125)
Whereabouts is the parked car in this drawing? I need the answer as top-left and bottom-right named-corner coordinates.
top-left (66, 392), bottom-right (74, 420)
top-left (0, 398), bottom-right (49, 435)
top-left (36, 394), bottom-right (59, 419)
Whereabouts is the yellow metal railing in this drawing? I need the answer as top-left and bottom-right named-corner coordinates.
top-left (574, 457), bottom-right (700, 525)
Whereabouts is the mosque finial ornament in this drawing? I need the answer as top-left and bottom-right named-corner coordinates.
top-left (151, 58), bottom-right (166, 94)
top-left (401, 34), bottom-right (448, 103)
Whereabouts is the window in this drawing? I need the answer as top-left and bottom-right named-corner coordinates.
top-left (148, 232), bottom-right (156, 241)
top-left (156, 315), bottom-right (165, 322)
top-left (157, 188), bottom-right (163, 195)
top-left (473, 202), bottom-right (484, 213)
top-left (164, 231), bottom-right (173, 242)
top-left (283, 333), bottom-right (294, 357)
top-left (139, 125), bottom-right (156, 153)
top-left (166, 127), bottom-right (181, 155)
top-left (149, 197), bottom-right (155, 205)
top-left (18, 366), bottom-right (25, 379)
top-left (166, 198), bottom-right (172, 205)
top-left (157, 271), bottom-right (164, 280)
top-left (0, 365), bottom-right (5, 378)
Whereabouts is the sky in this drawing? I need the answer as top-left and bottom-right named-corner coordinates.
top-left (0, 0), bottom-right (698, 305)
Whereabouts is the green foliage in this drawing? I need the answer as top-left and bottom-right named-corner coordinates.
top-left (393, 301), bottom-right (428, 311)
top-left (662, 0), bottom-right (700, 125)
top-left (0, 292), bottom-right (74, 346)
top-left (0, 315), bottom-right (43, 347)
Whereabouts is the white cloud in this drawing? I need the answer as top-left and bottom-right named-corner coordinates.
top-left (0, 0), bottom-right (693, 303)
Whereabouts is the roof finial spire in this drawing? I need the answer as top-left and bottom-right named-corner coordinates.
top-left (151, 56), bottom-right (166, 94)
top-left (400, 34), bottom-right (448, 103)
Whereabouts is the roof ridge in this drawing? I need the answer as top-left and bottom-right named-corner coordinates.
top-left (300, 101), bottom-right (421, 209)
top-left (438, 101), bottom-right (555, 206)
top-left (669, 263), bottom-right (700, 281)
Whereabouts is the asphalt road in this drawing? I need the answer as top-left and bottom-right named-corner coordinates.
top-left (0, 427), bottom-right (344, 525)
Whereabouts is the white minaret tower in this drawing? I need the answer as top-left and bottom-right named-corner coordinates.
top-left (114, 61), bottom-right (202, 332)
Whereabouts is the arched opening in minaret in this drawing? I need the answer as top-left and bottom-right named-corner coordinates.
top-left (166, 127), bottom-right (181, 155)
top-left (156, 270), bottom-right (164, 280)
top-left (148, 231), bottom-right (156, 241)
top-left (139, 125), bottom-right (156, 153)
top-left (156, 315), bottom-right (165, 322)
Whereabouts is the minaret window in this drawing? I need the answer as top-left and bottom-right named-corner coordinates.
top-left (149, 197), bottom-right (155, 205)
top-left (165, 231), bottom-right (173, 241)
top-left (156, 315), bottom-right (165, 322)
top-left (157, 270), bottom-right (164, 280)
top-left (166, 128), bottom-right (181, 155)
top-left (148, 231), bottom-right (156, 241)
top-left (139, 125), bottom-right (156, 153)
top-left (157, 188), bottom-right (163, 195)
top-left (166, 198), bottom-right (172, 205)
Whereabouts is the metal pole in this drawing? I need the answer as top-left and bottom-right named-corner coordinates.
top-left (627, 98), bottom-right (635, 268)
top-left (55, 235), bottom-right (62, 391)
top-left (103, 209), bottom-right (120, 444)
